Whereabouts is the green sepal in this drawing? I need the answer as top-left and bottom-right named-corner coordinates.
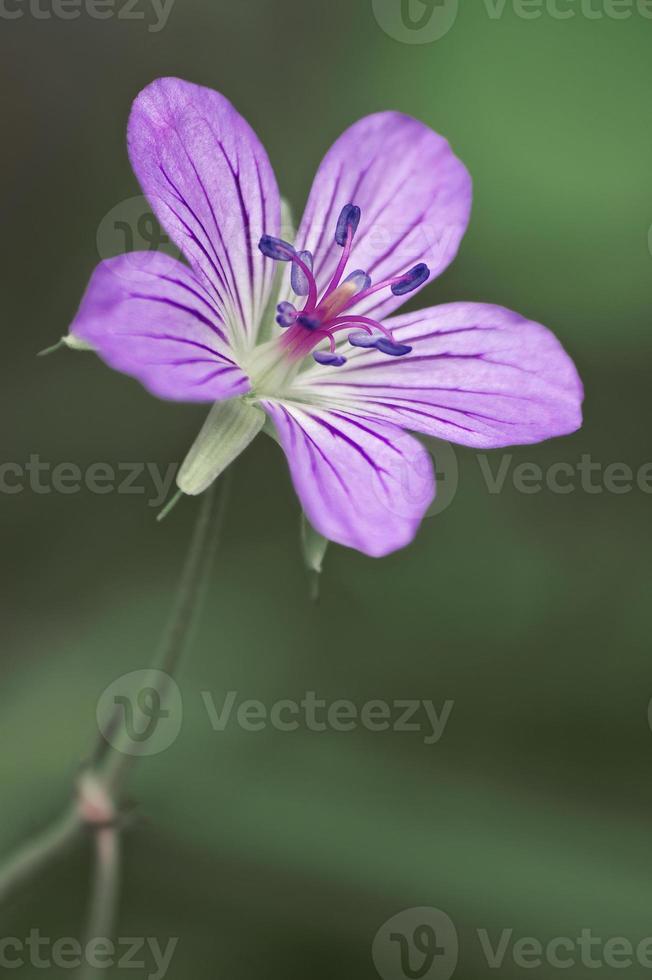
top-left (37, 334), bottom-right (93, 357)
top-left (300, 513), bottom-right (329, 575)
top-left (64, 334), bottom-right (93, 351)
top-left (301, 514), bottom-right (329, 602)
top-left (177, 398), bottom-right (265, 496)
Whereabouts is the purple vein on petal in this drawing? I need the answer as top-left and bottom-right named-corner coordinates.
top-left (127, 293), bottom-right (228, 342)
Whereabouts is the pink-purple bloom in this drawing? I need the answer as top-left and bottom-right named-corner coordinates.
top-left (69, 77), bottom-right (583, 557)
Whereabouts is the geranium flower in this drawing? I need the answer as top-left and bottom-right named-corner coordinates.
top-left (69, 77), bottom-right (582, 557)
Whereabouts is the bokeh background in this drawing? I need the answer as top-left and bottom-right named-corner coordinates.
top-left (2, 1), bottom-right (651, 977)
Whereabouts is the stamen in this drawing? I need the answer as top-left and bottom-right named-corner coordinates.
top-left (390, 263), bottom-right (430, 296)
top-left (347, 327), bottom-right (412, 356)
top-left (343, 270), bottom-right (371, 292)
top-left (297, 313), bottom-right (321, 330)
top-left (313, 350), bottom-right (347, 367)
top-left (259, 235), bottom-right (318, 310)
top-left (327, 315), bottom-right (395, 341)
top-left (292, 256), bottom-right (318, 310)
top-left (340, 263), bottom-right (431, 310)
top-left (276, 302), bottom-right (297, 328)
top-left (348, 329), bottom-right (383, 348)
top-left (322, 210), bottom-right (362, 301)
top-left (262, 207), bottom-right (424, 371)
top-left (375, 338), bottom-right (412, 357)
top-left (258, 235), bottom-right (296, 261)
top-left (291, 250), bottom-right (313, 296)
top-left (335, 204), bottom-right (361, 247)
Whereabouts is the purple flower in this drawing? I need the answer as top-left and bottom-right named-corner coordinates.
top-left (69, 77), bottom-right (583, 558)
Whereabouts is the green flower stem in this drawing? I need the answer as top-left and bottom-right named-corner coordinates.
top-left (101, 469), bottom-right (231, 793)
top-left (0, 472), bottom-right (231, 924)
top-left (78, 827), bottom-right (121, 980)
top-left (0, 806), bottom-right (82, 906)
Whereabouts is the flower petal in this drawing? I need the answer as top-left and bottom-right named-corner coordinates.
top-left (290, 112), bottom-right (472, 320)
top-left (127, 77), bottom-right (281, 353)
top-left (290, 303), bottom-right (583, 448)
top-left (70, 252), bottom-right (249, 402)
top-left (262, 401), bottom-right (434, 557)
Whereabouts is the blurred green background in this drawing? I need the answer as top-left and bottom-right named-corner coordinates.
top-left (2, 0), bottom-right (651, 977)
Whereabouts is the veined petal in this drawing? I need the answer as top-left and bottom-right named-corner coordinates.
top-left (291, 303), bottom-right (583, 449)
top-left (70, 252), bottom-right (249, 402)
top-left (289, 112), bottom-right (471, 320)
top-left (262, 401), bottom-right (434, 558)
top-left (127, 77), bottom-right (281, 354)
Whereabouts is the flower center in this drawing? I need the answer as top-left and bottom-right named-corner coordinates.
top-left (257, 204), bottom-right (429, 370)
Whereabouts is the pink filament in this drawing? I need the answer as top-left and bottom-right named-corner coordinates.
top-left (326, 315), bottom-right (395, 341)
top-left (269, 209), bottom-right (422, 365)
top-left (319, 224), bottom-right (354, 304)
top-left (337, 274), bottom-right (409, 313)
top-left (290, 253), bottom-right (319, 311)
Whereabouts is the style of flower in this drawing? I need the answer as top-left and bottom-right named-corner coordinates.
top-left (69, 77), bottom-right (583, 557)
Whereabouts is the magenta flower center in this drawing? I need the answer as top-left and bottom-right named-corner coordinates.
top-left (258, 204), bottom-right (430, 368)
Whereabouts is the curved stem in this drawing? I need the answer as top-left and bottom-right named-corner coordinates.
top-left (101, 471), bottom-right (231, 792)
top-left (0, 473), bottom-right (231, 915)
top-left (0, 806), bottom-right (82, 906)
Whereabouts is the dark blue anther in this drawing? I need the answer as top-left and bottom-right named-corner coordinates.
top-left (297, 313), bottom-right (321, 331)
top-left (258, 235), bottom-right (296, 261)
top-left (348, 329), bottom-right (381, 349)
top-left (291, 250), bottom-right (313, 296)
top-left (313, 351), bottom-right (347, 367)
top-left (391, 263), bottom-right (430, 296)
top-left (343, 270), bottom-right (371, 292)
top-left (335, 204), bottom-right (361, 247)
top-left (276, 302), bottom-right (297, 328)
top-left (375, 338), bottom-right (413, 357)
